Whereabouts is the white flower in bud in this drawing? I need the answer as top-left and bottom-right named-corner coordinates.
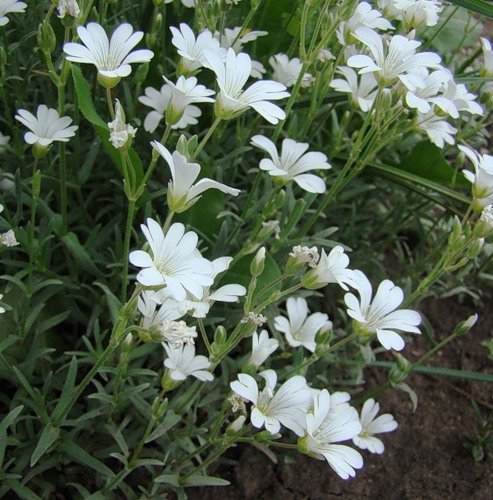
top-left (317, 49), bottom-right (334, 62)
top-left (108, 99), bottom-right (137, 149)
top-left (1, 229), bottom-right (19, 247)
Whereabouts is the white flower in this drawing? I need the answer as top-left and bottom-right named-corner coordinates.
top-left (151, 142), bottom-right (240, 213)
top-left (230, 370), bottom-right (312, 436)
top-left (344, 270), bottom-right (421, 351)
top-left (337, 2), bottom-right (393, 44)
top-left (170, 23), bottom-right (225, 74)
top-left (274, 297), bottom-right (332, 353)
top-left (138, 290), bottom-right (183, 329)
top-left (251, 135), bottom-right (330, 193)
top-left (63, 23), bottom-right (154, 83)
top-left (353, 399), bottom-right (398, 454)
top-left (204, 48), bottom-right (290, 124)
top-left (269, 53), bottom-right (313, 88)
top-left (348, 26), bottom-right (442, 88)
top-left (215, 27), bottom-right (267, 78)
top-left (163, 343), bottom-right (213, 381)
top-left (438, 81), bottom-right (483, 118)
top-left (108, 99), bottom-right (137, 149)
top-left (396, 0), bottom-right (442, 30)
top-left (0, 132), bottom-right (10, 153)
top-left (249, 330), bottom-right (279, 367)
top-left (57, 0), bottom-right (80, 18)
top-left (0, 293), bottom-right (5, 314)
top-left (138, 85), bottom-right (201, 133)
top-left (301, 246), bottom-right (355, 291)
top-left (299, 389), bottom-right (363, 480)
top-left (329, 66), bottom-right (378, 112)
top-left (459, 145), bottom-right (493, 210)
top-left (161, 75), bottom-right (215, 125)
top-left (481, 38), bottom-right (493, 77)
top-left (129, 219), bottom-right (215, 301)
top-left (151, 256), bottom-right (246, 318)
top-left (416, 111), bottom-right (457, 149)
top-left (480, 205), bottom-right (493, 231)
top-left (1, 229), bottom-right (19, 247)
top-left (403, 68), bottom-right (452, 114)
top-left (15, 105), bottom-right (78, 147)
top-left (0, 0), bottom-right (26, 26)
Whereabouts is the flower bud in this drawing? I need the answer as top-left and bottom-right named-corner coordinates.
top-left (454, 314), bottom-right (478, 336)
top-left (467, 238), bottom-right (484, 259)
top-left (151, 396), bottom-right (169, 420)
top-left (474, 205), bottom-right (493, 238)
top-left (250, 247), bottom-right (266, 277)
top-left (389, 353), bottom-right (411, 386)
top-left (226, 415), bottom-right (246, 435)
top-left (97, 74), bottom-right (121, 89)
top-left (38, 22), bottom-right (56, 55)
top-left (32, 169), bottom-right (42, 198)
top-left (134, 62), bottom-right (150, 85)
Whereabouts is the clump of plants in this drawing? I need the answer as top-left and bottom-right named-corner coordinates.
top-left (1, 0), bottom-right (492, 497)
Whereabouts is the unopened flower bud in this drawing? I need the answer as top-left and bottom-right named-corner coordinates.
top-left (32, 169), bottom-right (42, 198)
top-left (475, 205), bottom-right (493, 238)
top-left (134, 62), bottom-right (150, 84)
top-left (467, 238), bottom-right (484, 259)
top-left (226, 415), bottom-right (246, 434)
top-left (97, 74), bottom-right (121, 89)
top-left (38, 22), bottom-right (56, 55)
top-left (454, 314), bottom-right (478, 336)
top-left (250, 246), bottom-right (266, 277)
top-left (151, 396), bottom-right (168, 419)
top-left (389, 353), bottom-right (411, 386)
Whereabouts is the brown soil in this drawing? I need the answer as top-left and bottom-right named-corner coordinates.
top-left (188, 297), bottom-right (493, 500)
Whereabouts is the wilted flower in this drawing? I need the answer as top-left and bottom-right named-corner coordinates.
top-left (163, 343), bottom-right (213, 381)
top-left (160, 320), bottom-right (197, 348)
top-left (251, 135), bottom-right (331, 193)
top-left (230, 370), bottom-right (312, 436)
top-left (353, 398), bottom-right (398, 454)
top-left (151, 142), bottom-right (240, 213)
top-left (129, 219), bottom-right (215, 301)
top-left (0, 229), bottom-right (19, 247)
top-left (108, 99), bottom-right (137, 149)
top-left (57, 0), bottom-right (80, 18)
top-left (275, 297), bottom-right (332, 353)
top-left (204, 48), bottom-right (290, 124)
top-left (289, 246), bottom-right (319, 269)
top-left (344, 270), bottom-right (421, 351)
top-left (15, 105), bottom-right (78, 153)
top-left (0, 0), bottom-right (26, 26)
top-left (63, 23), bottom-right (154, 86)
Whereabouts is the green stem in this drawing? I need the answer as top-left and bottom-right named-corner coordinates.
top-left (198, 319), bottom-right (212, 356)
top-left (162, 210), bottom-right (175, 235)
top-left (121, 199), bottom-right (136, 302)
top-left (107, 87), bottom-right (115, 119)
top-left (191, 117), bottom-right (222, 161)
top-left (230, 1), bottom-right (263, 49)
top-left (52, 288), bottom-right (141, 426)
top-left (140, 123), bottom-right (172, 189)
top-left (29, 159), bottom-right (40, 290)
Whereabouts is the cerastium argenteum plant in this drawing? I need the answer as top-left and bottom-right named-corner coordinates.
top-left (1, 0), bottom-right (492, 496)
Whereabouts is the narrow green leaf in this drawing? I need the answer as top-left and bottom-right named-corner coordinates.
top-left (71, 66), bottom-right (106, 128)
top-left (62, 232), bottom-right (104, 278)
top-left (0, 405), bottom-right (24, 466)
top-left (12, 366), bottom-right (39, 402)
top-left (59, 441), bottom-right (115, 477)
top-left (3, 479), bottom-right (41, 500)
top-left (368, 162), bottom-right (470, 204)
top-left (37, 310), bottom-right (71, 333)
top-left (145, 411), bottom-right (181, 443)
top-left (31, 424), bottom-right (60, 466)
top-left (93, 282), bottom-right (121, 324)
top-left (181, 475), bottom-right (231, 487)
top-left (52, 357), bottom-right (78, 423)
top-left (154, 474), bottom-right (181, 487)
top-left (448, 0), bottom-right (493, 18)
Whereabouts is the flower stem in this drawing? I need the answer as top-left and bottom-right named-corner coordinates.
top-left (198, 319), bottom-right (212, 356)
top-left (191, 117), bottom-right (222, 161)
top-left (120, 199), bottom-right (136, 303)
top-left (106, 87), bottom-right (114, 119)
